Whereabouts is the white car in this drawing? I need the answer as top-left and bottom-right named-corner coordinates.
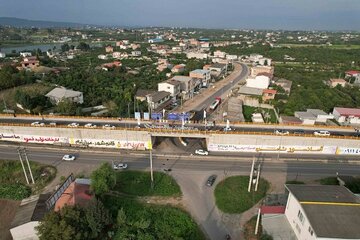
top-left (84, 123), bottom-right (97, 128)
top-left (31, 122), bottom-right (45, 127)
top-left (275, 129), bottom-right (290, 135)
top-left (313, 130), bottom-right (330, 136)
top-left (195, 149), bottom-right (209, 156)
top-left (67, 123), bottom-right (79, 128)
top-left (62, 155), bottom-right (76, 161)
top-left (103, 124), bottom-right (115, 130)
top-left (113, 162), bottom-right (128, 170)
top-left (223, 127), bottom-right (232, 131)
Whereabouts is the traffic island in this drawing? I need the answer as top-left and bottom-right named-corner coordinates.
top-left (214, 175), bottom-right (269, 214)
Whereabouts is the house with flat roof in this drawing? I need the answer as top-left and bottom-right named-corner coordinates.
top-left (190, 69), bottom-right (211, 86)
top-left (146, 91), bottom-right (171, 111)
top-left (274, 78), bottom-right (293, 95)
top-left (333, 107), bottom-right (360, 125)
top-left (158, 79), bottom-right (181, 98)
top-left (10, 194), bottom-right (50, 240)
top-left (45, 87), bottom-right (84, 105)
top-left (172, 76), bottom-right (200, 100)
top-left (328, 78), bottom-right (347, 88)
top-left (294, 109), bottom-right (333, 125)
top-left (284, 185), bottom-right (360, 240)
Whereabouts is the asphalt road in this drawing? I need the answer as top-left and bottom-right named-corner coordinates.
top-left (193, 63), bottom-right (249, 111)
top-left (1, 144), bottom-right (359, 177)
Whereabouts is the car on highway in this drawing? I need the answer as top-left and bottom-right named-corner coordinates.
top-left (62, 154), bottom-right (76, 161)
top-left (103, 124), bottom-right (115, 130)
top-left (293, 129), bottom-right (305, 134)
top-left (206, 175), bottom-right (217, 187)
top-left (84, 123), bottom-right (97, 128)
top-left (195, 149), bottom-right (209, 156)
top-left (313, 130), bottom-right (330, 136)
top-left (223, 127), bottom-right (232, 131)
top-left (274, 129), bottom-right (290, 135)
top-left (67, 122), bottom-right (79, 128)
top-left (113, 162), bottom-right (128, 170)
top-left (31, 122), bottom-right (45, 127)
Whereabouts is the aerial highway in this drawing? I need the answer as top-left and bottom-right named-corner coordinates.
top-left (0, 143), bottom-right (359, 177)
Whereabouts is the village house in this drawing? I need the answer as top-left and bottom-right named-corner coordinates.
top-left (274, 78), bottom-right (293, 95)
top-left (213, 50), bottom-right (227, 59)
top-left (190, 69), bottom-right (211, 87)
top-left (328, 78), bottom-right (347, 88)
top-left (98, 54), bottom-right (108, 60)
top-left (345, 70), bottom-right (360, 78)
top-left (101, 61), bottom-right (122, 71)
top-left (21, 56), bottom-right (40, 69)
top-left (262, 89), bottom-right (277, 102)
top-left (146, 91), bottom-right (171, 111)
top-left (135, 89), bottom-right (155, 102)
top-left (131, 51), bottom-right (141, 57)
top-left (186, 52), bottom-right (208, 60)
top-left (250, 65), bottom-right (274, 78)
top-left (333, 107), bottom-right (360, 125)
top-left (172, 76), bottom-right (201, 100)
top-left (171, 64), bottom-right (186, 73)
top-left (208, 63), bottom-right (228, 77)
top-left (105, 45), bottom-right (114, 53)
top-left (19, 52), bottom-right (32, 57)
top-left (0, 52), bottom-right (6, 58)
top-left (45, 87), bottom-right (84, 104)
top-left (246, 75), bottom-right (270, 89)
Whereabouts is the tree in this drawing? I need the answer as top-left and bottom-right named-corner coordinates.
top-left (61, 43), bottom-right (70, 52)
top-left (36, 200), bottom-right (111, 240)
top-left (77, 42), bottom-right (90, 51)
top-left (90, 163), bottom-right (116, 195)
top-left (55, 99), bottom-right (78, 115)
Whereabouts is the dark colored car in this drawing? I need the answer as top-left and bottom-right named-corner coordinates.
top-left (293, 129), bottom-right (305, 134)
top-left (206, 175), bottom-right (217, 187)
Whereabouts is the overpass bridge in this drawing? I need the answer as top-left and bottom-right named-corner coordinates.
top-left (0, 121), bottom-right (359, 156)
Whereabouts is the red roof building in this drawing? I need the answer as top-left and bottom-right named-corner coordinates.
top-left (262, 89), bottom-right (277, 101)
top-left (54, 179), bottom-right (93, 211)
top-left (345, 70), bottom-right (360, 77)
top-left (333, 107), bottom-right (360, 118)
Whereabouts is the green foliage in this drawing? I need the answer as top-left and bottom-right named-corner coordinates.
top-left (77, 42), bottom-right (90, 51)
top-left (0, 160), bottom-right (56, 199)
top-left (113, 171), bottom-right (181, 197)
top-left (319, 177), bottom-right (339, 185)
top-left (345, 178), bottom-right (360, 193)
top-left (90, 163), bottom-right (116, 195)
top-left (0, 183), bottom-right (31, 200)
top-left (55, 99), bottom-right (78, 115)
top-left (215, 176), bottom-right (269, 213)
top-left (243, 105), bottom-right (277, 123)
top-left (37, 199), bottom-right (111, 240)
top-left (15, 89), bottom-right (51, 113)
top-left (103, 196), bottom-right (204, 240)
top-left (0, 65), bottom-right (36, 90)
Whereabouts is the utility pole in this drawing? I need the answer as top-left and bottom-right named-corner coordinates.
top-left (248, 156), bottom-right (255, 192)
top-left (17, 148), bottom-right (35, 184)
top-left (148, 134), bottom-right (154, 188)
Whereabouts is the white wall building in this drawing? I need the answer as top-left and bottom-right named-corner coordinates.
top-left (0, 52), bottom-right (6, 58)
top-left (284, 185), bottom-right (360, 240)
top-left (333, 107), bottom-right (360, 125)
top-left (186, 52), bottom-right (208, 60)
top-left (20, 52), bottom-right (32, 57)
top-left (246, 75), bottom-right (270, 89)
top-left (158, 79), bottom-right (181, 98)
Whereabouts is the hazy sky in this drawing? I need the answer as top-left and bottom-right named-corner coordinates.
top-left (1, 0), bottom-right (360, 30)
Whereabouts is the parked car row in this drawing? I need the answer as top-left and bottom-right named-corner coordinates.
top-left (274, 129), bottom-right (331, 137)
top-left (31, 122), bottom-right (56, 127)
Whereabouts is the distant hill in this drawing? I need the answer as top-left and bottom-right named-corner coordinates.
top-left (0, 17), bottom-right (88, 28)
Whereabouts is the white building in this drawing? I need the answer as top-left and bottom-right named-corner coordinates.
top-left (189, 69), bottom-right (211, 87)
top-left (213, 50), bottom-right (227, 59)
top-left (45, 87), bottom-right (84, 105)
top-left (186, 52), bottom-right (208, 60)
top-left (20, 52), bottom-right (32, 57)
top-left (112, 52), bottom-right (122, 59)
top-left (295, 109), bottom-right (333, 125)
top-left (131, 51), bottom-right (141, 57)
top-left (284, 185), bottom-right (360, 240)
top-left (246, 75), bottom-right (270, 89)
top-left (0, 52), bottom-right (6, 58)
top-left (98, 54), bottom-right (108, 60)
top-left (158, 79), bottom-right (181, 98)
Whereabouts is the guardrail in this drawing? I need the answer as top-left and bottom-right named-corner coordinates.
top-left (0, 123), bottom-right (359, 140)
top-left (0, 113), bottom-right (355, 131)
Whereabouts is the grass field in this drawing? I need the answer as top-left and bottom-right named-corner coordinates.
top-left (0, 83), bottom-right (52, 112)
top-left (215, 176), bottom-right (269, 214)
top-left (0, 160), bottom-right (56, 200)
top-left (113, 170), bottom-right (181, 197)
top-left (243, 105), bottom-right (278, 123)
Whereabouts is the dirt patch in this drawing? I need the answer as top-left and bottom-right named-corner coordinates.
top-left (139, 196), bottom-right (184, 208)
top-left (0, 199), bottom-right (20, 240)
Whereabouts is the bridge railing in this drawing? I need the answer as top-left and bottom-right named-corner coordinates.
top-left (0, 122), bottom-right (359, 140)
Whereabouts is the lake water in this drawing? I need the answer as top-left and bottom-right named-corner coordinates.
top-left (0, 42), bottom-right (104, 54)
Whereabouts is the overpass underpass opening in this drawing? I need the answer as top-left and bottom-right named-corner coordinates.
top-left (151, 136), bottom-right (207, 154)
